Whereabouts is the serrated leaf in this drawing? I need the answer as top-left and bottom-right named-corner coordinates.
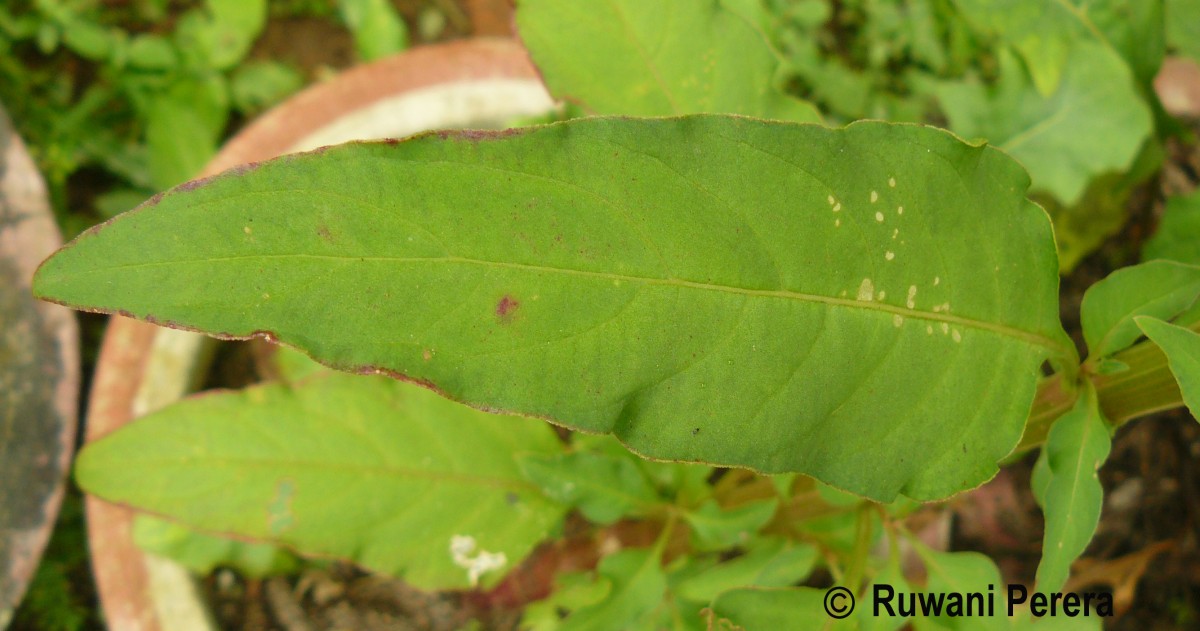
top-left (1080, 260), bottom-right (1200, 359)
top-left (1033, 383), bottom-right (1111, 594)
top-left (674, 537), bottom-right (816, 603)
top-left (937, 43), bottom-right (1152, 206)
top-left (561, 548), bottom-right (666, 631)
top-left (73, 372), bottom-right (566, 589)
top-left (706, 587), bottom-right (836, 630)
top-left (1144, 190), bottom-right (1200, 265)
top-left (517, 451), bottom-right (661, 525)
top-left (682, 498), bottom-right (777, 551)
top-left (1135, 316), bottom-right (1200, 420)
top-left (516, 0), bottom-right (820, 122)
top-left (35, 116), bottom-right (1072, 502)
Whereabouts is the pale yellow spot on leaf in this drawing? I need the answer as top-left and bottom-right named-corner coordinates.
top-left (857, 278), bottom-right (875, 301)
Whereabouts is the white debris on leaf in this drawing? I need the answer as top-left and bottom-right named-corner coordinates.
top-left (450, 535), bottom-right (508, 587)
top-left (857, 278), bottom-right (875, 301)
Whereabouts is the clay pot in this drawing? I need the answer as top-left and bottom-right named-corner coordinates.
top-left (0, 104), bottom-right (81, 630)
top-left (83, 39), bottom-right (553, 631)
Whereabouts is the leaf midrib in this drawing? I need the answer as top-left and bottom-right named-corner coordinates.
top-left (49, 251), bottom-right (1069, 356)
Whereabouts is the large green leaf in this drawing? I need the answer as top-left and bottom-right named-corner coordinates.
top-left (1136, 316), bottom-right (1200, 421)
top-left (1031, 383), bottom-right (1111, 594)
top-left (37, 116), bottom-right (1072, 501)
top-left (516, 0), bottom-right (820, 122)
top-left (936, 43), bottom-right (1153, 207)
top-left (73, 373), bottom-right (566, 589)
top-left (1079, 260), bottom-right (1200, 360)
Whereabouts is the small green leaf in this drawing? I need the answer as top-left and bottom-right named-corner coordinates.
top-left (74, 373), bottom-right (566, 589)
top-left (682, 499), bottom-right (778, 551)
top-left (132, 515), bottom-right (298, 578)
top-left (915, 547), bottom-right (1007, 630)
top-left (521, 571), bottom-right (613, 631)
top-left (1032, 383), bottom-right (1111, 594)
top-left (516, 0), bottom-right (820, 121)
top-left (59, 18), bottom-right (116, 61)
top-left (1144, 190), bottom-right (1200, 265)
top-left (1080, 260), bottom-right (1200, 359)
top-left (674, 537), bottom-right (816, 603)
top-left (1009, 610), bottom-right (1104, 630)
top-left (126, 34), bottom-right (177, 69)
top-left (230, 60), bottom-right (304, 115)
top-left (337, 0), bottom-right (408, 62)
top-left (142, 76), bottom-right (229, 189)
top-left (1136, 316), bottom-right (1200, 420)
top-left (518, 451), bottom-right (661, 525)
top-left (196, 0), bottom-right (267, 70)
top-left (706, 587), bottom-right (834, 630)
top-left (561, 548), bottom-right (667, 631)
top-left (36, 117), bottom-right (1072, 502)
top-left (859, 561), bottom-right (913, 631)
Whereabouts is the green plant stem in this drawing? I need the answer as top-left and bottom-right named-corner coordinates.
top-left (843, 505), bottom-right (875, 591)
top-left (1016, 337), bottom-right (1184, 455)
